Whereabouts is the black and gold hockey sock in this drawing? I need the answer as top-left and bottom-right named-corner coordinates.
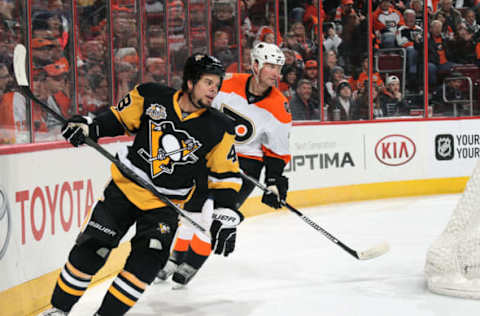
top-left (96, 270), bottom-right (146, 316)
top-left (51, 262), bottom-right (92, 311)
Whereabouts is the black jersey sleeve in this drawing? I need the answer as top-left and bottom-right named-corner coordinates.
top-left (94, 109), bottom-right (125, 137)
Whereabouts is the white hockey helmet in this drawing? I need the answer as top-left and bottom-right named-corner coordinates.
top-left (250, 42), bottom-right (285, 74)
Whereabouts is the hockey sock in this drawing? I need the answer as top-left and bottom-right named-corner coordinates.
top-left (51, 261), bottom-right (92, 312)
top-left (96, 270), bottom-right (146, 316)
top-left (172, 234), bottom-right (211, 285)
top-left (171, 236), bottom-right (191, 264)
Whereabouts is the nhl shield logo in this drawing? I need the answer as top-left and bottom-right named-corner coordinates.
top-left (146, 103), bottom-right (167, 120)
top-left (435, 134), bottom-right (454, 160)
top-left (138, 121), bottom-right (202, 177)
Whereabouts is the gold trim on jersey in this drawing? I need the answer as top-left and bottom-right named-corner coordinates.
top-left (111, 163), bottom-right (195, 210)
top-left (172, 90), bottom-right (207, 121)
top-left (205, 132), bottom-right (241, 192)
top-left (111, 86), bottom-right (146, 133)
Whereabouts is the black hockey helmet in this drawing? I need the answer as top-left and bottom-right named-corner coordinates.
top-left (182, 53), bottom-right (225, 91)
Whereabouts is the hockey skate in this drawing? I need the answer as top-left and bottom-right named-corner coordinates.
top-left (38, 307), bottom-right (68, 315)
top-left (153, 259), bottom-right (178, 284)
top-left (171, 263), bottom-right (198, 290)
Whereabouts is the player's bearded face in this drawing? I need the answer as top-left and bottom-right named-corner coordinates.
top-left (190, 74), bottom-right (221, 108)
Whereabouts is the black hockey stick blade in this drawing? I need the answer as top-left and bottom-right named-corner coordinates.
top-left (12, 44), bottom-right (207, 233)
top-left (239, 172), bottom-right (389, 260)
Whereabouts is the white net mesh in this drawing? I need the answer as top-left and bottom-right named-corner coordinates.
top-left (425, 159), bottom-right (480, 298)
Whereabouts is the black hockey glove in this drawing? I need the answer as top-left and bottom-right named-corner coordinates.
top-left (61, 115), bottom-right (99, 147)
top-left (210, 208), bottom-right (243, 257)
top-left (261, 175), bottom-right (288, 209)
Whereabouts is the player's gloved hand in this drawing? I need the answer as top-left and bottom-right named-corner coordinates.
top-left (262, 175), bottom-right (288, 209)
top-left (61, 115), bottom-right (99, 147)
top-left (210, 208), bottom-right (243, 257)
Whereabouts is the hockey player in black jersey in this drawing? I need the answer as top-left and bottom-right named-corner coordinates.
top-left (155, 42), bottom-right (292, 288)
top-left (39, 54), bottom-right (242, 316)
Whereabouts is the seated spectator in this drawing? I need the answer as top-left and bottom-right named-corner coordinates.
top-left (409, 0), bottom-right (424, 27)
top-left (289, 22), bottom-right (314, 60)
top-left (32, 38), bottom-right (57, 68)
top-left (428, 19), bottom-right (457, 87)
top-left (371, 85), bottom-right (385, 118)
top-left (290, 79), bottom-right (319, 120)
top-left (323, 23), bottom-right (342, 54)
top-left (356, 54), bottom-right (384, 91)
top-left (431, 72), bottom-right (470, 117)
top-left (279, 65), bottom-right (297, 101)
top-left (463, 8), bottom-right (480, 34)
top-left (213, 30), bottom-right (236, 68)
top-left (327, 80), bottom-right (359, 121)
top-left (379, 75), bottom-right (408, 116)
top-left (302, 0), bottom-right (326, 34)
top-left (303, 59), bottom-right (320, 109)
top-left (255, 26), bottom-right (276, 45)
top-left (212, 0), bottom-right (235, 44)
top-left (451, 23), bottom-right (477, 64)
top-left (435, 11), bottom-right (455, 39)
top-left (323, 49), bottom-right (341, 86)
top-left (144, 57), bottom-right (167, 84)
top-left (396, 9), bottom-right (423, 89)
top-left (352, 79), bottom-right (373, 120)
top-left (324, 66), bottom-right (354, 106)
top-left (373, 0), bottom-right (405, 48)
top-left (226, 47), bottom-right (252, 73)
top-left (0, 63), bottom-right (28, 144)
top-left (44, 59), bottom-right (72, 123)
top-left (281, 46), bottom-right (303, 74)
top-left (433, 0), bottom-right (462, 34)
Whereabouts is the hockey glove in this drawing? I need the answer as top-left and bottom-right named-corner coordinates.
top-left (61, 115), bottom-right (99, 147)
top-left (210, 208), bottom-right (243, 257)
top-left (261, 175), bottom-right (288, 209)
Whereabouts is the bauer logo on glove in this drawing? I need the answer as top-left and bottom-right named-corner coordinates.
top-left (212, 209), bottom-right (242, 226)
top-left (210, 208), bottom-right (243, 257)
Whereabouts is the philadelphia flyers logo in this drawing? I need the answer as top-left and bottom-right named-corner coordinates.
top-left (221, 104), bottom-right (255, 144)
top-left (138, 121), bottom-right (202, 177)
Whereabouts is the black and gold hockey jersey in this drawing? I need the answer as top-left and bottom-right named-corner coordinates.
top-left (97, 83), bottom-right (241, 211)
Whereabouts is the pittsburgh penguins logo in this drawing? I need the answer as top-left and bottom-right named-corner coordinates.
top-left (138, 121), bottom-right (202, 177)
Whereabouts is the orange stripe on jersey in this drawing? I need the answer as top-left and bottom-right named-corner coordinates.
top-left (108, 286), bottom-right (136, 306)
top-left (262, 145), bottom-right (291, 164)
top-left (190, 234), bottom-right (212, 256)
top-left (221, 73), bottom-right (249, 98)
top-left (120, 270), bottom-right (147, 290)
top-left (221, 73), bottom-right (292, 124)
top-left (173, 237), bottom-right (191, 252)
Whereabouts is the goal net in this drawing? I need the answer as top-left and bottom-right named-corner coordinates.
top-left (425, 159), bottom-right (480, 298)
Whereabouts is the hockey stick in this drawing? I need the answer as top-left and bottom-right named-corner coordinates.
top-left (13, 44), bottom-right (207, 233)
top-left (239, 172), bottom-right (389, 260)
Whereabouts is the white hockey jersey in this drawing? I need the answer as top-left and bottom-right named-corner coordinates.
top-left (212, 73), bottom-right (291, 165)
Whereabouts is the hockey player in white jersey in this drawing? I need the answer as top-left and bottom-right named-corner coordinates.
top-left (156, 42), bottom-right (292, 288)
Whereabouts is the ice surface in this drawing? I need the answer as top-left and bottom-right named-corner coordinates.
top-left (69, 194), bottom-right (480, 316)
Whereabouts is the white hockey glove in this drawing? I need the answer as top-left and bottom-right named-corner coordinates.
top-left (210, 207), bottom-right (243, 257)
top-left (61, 115), bottom-right (99, 147)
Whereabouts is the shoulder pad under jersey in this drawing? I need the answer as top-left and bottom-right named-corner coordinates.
top-left (137, 83), bottom-right (176, 98)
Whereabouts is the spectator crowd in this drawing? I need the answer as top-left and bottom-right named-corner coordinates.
top-left (2, 0), bottom-right (480, 145)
